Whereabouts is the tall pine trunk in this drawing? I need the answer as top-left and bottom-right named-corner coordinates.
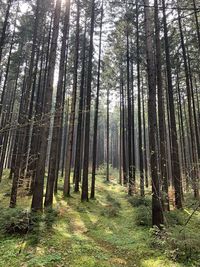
top-left (91, 3), bottom-right (103, 198)
top-left (162, 0), bottom-right (182, 209)
top-left (63, 0), bottom-right (80, 197)
top-left (144, 0), bottom-right (164, 226)
top-left (81, 0), bottom-right (95, 201)
top-left (31, 0), bottom-right (61, 211)
top-left (45, 0), bottom-right (71, 207)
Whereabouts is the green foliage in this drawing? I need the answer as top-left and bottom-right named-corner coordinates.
top-left (128, 195), bottom-right (151, 208)
top-left (150, 225), bottom-right (200, 264)
top-left (184, 193), bottom-right (200, 209)
top-left (0, 175), bottom-right (199, 267)
top-left (43, 208), bottom-right (59, 229)
top-left (96, 164), bottom-right (107, 175)
top-left (134, 205), bottom-right (152, 226)
top-left (0, 208), bottom-right (34, 234)
top-left (149, 225), bottom-right (168, 249)
top-left (166, 227), bottom-right (200, 263)
top-left (106, 194), bottom-right (121, 208)
top-left (101, 205), bottom-right (119, 217)
top-left (96, 164), bottom-right (119, 181)
top-left (101, 194), bottom-right (121, 217)
top-left (26, 253), bottom-right (62, 267)
top-left (0, 207), bottom-right (58, 235)
top-left (165, 210), bottom-right (188, 226)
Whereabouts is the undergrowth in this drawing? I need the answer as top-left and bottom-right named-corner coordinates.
top-left (150, 224), bottom-right (200, 265)
top-left (0, 207), bottom-right (58, 235)
top-left (0, 173), bottom-right (199, 267)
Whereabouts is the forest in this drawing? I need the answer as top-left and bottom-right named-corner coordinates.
top-left (0, 0), bottom-right (200, 266)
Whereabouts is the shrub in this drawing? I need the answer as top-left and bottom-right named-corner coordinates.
top-left (44, 207), bottom-right (59, 228)
top-left (149, 225), bottom-right (168, 249)
top-left (96, 164), bottom-right (119, 181)
top-left (134, 205), bottom-right (151, 226)
top-left (101, 194), bottom-right (121, 217)
top-left (101, 205), bottom-right (120, 217)
top-left (106, 194), bottom-right (121, 209)
top-left (166, 226), bottom-right (200, 262)
top-left (164, 210), bottom-right (188, 226)
top-left (184, 193), bottom-right (200, 209)
top-left (0, 208), bottom-right (34, 234)
top-left (0, 207), bottom-right (58, 235)
top-left (27, 253), bottom-right (62, 266)
top-left (96, 164), bottom-right (107, 176)
top-left (150, 224), bottom-right (200, 264)
top-left (128, 195), bottom-right (151, 208)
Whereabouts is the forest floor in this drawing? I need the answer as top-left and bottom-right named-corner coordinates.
top-left (0, 171), bottom-right (200, 267)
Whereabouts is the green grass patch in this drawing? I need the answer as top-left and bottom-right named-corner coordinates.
top-left (0, 171), bottom-right (199, 266)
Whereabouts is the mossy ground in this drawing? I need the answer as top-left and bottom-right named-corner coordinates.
top-left (0, 170), bottom-right (199, 267)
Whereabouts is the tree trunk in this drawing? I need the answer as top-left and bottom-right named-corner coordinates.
top-left (91, 3), bottom-right (103, 198)
top-left (162, 0), bottom-right (182, 209)
top-left (63, 0), bottom-right (80, 197)
top-left (136, 1), bottom-right (144, 197)
top-left (31, 0), bottom-right (61, 211)
top-left (45, 0), bottom-right (70, 207)
top-left (144, 0), bottom-right (164, 227)
top-left (81, 0), bottom-right (95, 201)
top-left (154, 0), bottom-right (169, 210)
top-left (0, 0), bottom-right (13, 65)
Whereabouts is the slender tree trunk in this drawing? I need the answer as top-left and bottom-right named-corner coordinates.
top-left (61, 98), bottom-right (69, 178)
top-left (177, 5), bottom-right (199, 198)
top-left (106, 84), bottom-right (109, 182)
top-left (192, 0), bottom-right (200, 51)
top-left (81, 0), bottom-right (95, 201)
top-left (141, 80), bottom-right (148, 188)
top-left (154, 0), bottom-right (169, 210)
top-left (144, 0), bottom-right (164, 226)
top-left (136, 1), bottom-right (144, 197)
top-left (91, 3), bottom-right (103, 198)
top-left (130, 55), bottom-right (136, 191)
top-left (0, 0), bottom-right (13, 65)
top-left (126, 13), bottom-right (134, 195)
top-left (176, 71), bottom-right (188, 191)
top-left (45, 0), bottom-right (70, 207)
top-left (120, 70), bottom-right (127, 185)
top-left (63, 0), bottom-right (80, 197)
top-left (162, 0), bottom-right (182, 208)
top-left (31, 0), bottom-right (61, 211)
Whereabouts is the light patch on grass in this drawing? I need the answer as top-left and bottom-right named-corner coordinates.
top-left (141, 258), bottom-right (183, 267)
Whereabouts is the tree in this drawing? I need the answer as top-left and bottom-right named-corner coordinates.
top-left (91, 1), bottom-right (103, 198)
top-left (144, 0), bottom-right (164, 226)
top-left (81, 0), bottom-right (95, 201)
top-left (0, 0), bottom-right (13, 65)
top-left (45, 0), bottom-right (71, 207)
top-left (31, 0), bottom-right (62, 211)
top-left (162, 0), bottom-right (182, 209)
top-left (63, 0), bottom-right (80, 197)
top-left (154, 0), bottom-right (169, 210)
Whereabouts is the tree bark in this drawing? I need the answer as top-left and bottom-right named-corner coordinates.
top-left (144, 0), bottom-right (164, 226)
top-left (31, 0), bottom-right (61, 211)
top-left (81, 0), bottom-right (95, 201)
top-left (45, 0), bottom-right (71, 207)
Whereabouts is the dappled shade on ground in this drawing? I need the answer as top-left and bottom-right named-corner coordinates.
top-left (0, 173), bottom-right (200, 267)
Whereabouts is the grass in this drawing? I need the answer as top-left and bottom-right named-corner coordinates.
top-left (0, 170), bottom-right (199, 267)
